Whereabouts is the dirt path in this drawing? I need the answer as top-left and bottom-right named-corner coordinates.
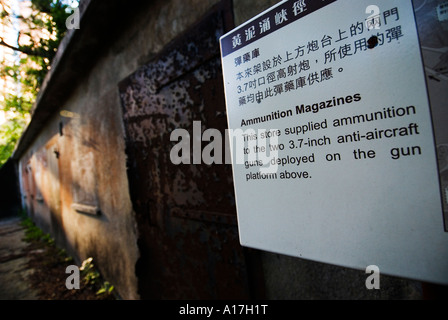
top-left (0, 215), bottom-right (116, 300)
top-left (0, 216), bottom-right (40, 300)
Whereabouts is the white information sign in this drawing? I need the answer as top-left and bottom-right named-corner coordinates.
top-left (220, 0), bottom-right (448, 284)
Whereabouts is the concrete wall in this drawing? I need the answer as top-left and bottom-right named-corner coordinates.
top-left (17, 0), bottom-right (221, 300)
top-left (16, 0), bottom-right (445, 299)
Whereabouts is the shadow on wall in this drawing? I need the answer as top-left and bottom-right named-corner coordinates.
top-left (18, 111), bottom-right (105, 262)
top-left (0, 159), bottom-right (21, 219)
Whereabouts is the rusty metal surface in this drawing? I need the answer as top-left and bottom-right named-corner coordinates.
top-left (119, 6), bottom-right (254, 299)
top-left (171, 208), bottom-right (237, 226)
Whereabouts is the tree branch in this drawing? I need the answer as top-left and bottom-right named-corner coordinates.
top-left (0, 37), bottom-right (48, 58)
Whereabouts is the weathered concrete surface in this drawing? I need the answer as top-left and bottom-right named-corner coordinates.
top-left (0, 217), bottom-right (39, 300)
top-left (14, 0), bottom-right (224, 300)
top-left (12, 0), bottom-right (445, 300)
top-left (261, 252), bottom-right (423, 299)
top-left (118, 5), bottom-right (253, 299)
top-left (233, 0), bottom-right (280, 26)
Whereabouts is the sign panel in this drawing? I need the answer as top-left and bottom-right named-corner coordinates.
top-left (220, 0), bottom-right (448, 284)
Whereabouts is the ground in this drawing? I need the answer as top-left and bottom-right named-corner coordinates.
top-left (24, 236), bottom-right (114, 300)
top-left (0, 216), bottom-right (115, 300)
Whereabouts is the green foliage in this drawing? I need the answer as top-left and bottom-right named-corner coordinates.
top-left (0, 116), bottom-right (27, 166)
top-left (96, 281), bottom-right (115, 296)
top-left (20, 216), bottom-right (54, 246)
top-left (80, 257), bottom-right (100, 285)
top-left (7, 0), bottom-right (75, 63)
top-left (80, 257), bottom-right (115, 297)
top-left (19, 215), bottom-right (114, 299)
top-left (0, 0), bottom-right (78, 167)
top-left (20, 217), bottom-right (43, 242)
